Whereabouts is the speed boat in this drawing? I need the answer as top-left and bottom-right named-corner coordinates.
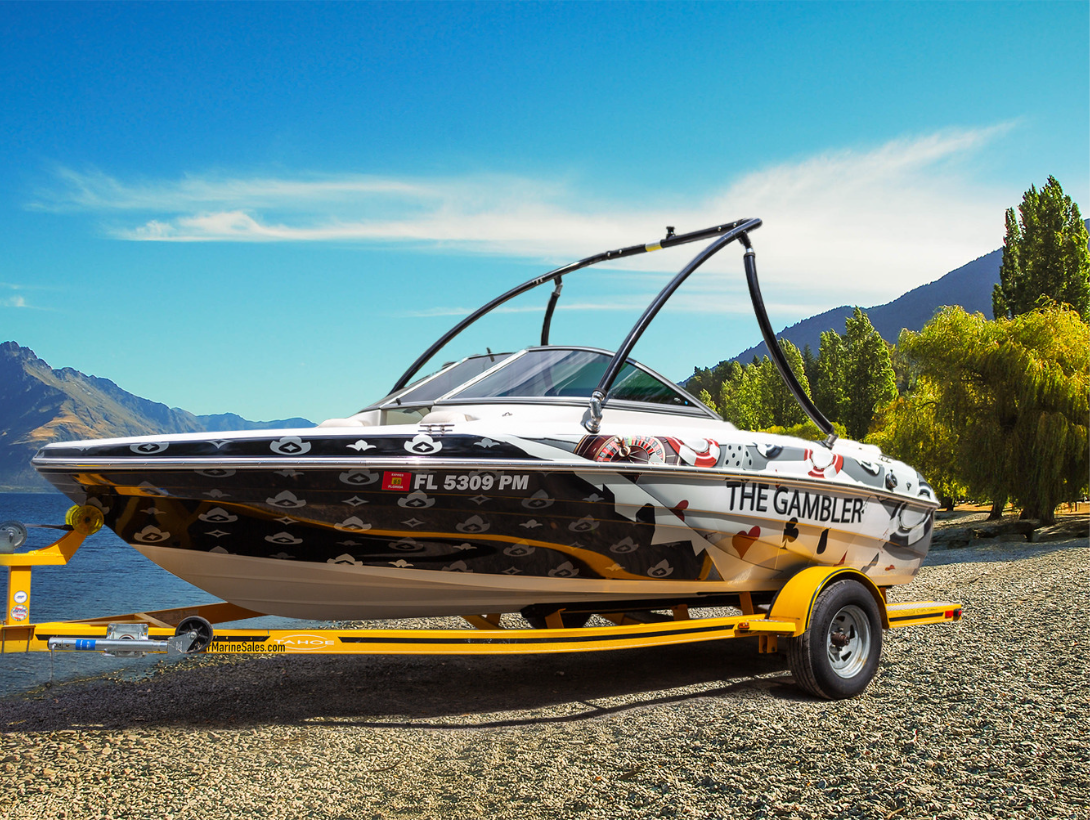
top-left (32, 218), bottom-right (937, 623)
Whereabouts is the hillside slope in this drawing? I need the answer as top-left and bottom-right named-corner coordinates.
top-left (0, 342), bottom-right (311, 491)
top-left (732, 247), bottom-right (1002, 362)
top-left (728, 218), bottom-right (1089, 363)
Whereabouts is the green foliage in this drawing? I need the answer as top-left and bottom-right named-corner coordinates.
top-left (801, 344), bottom-right (819, 391)
top-left (695, 312), bottom-right (894, 441)
top-left (993, 176), bottom-right (1090, 322)
top-left (810, 309), bottom-right (898, 440)
top-left (814, 329), bottom-right (847, 423)
top-left (765, 338), bottom-right (812, 428)
top-left (765, 419), bottom-right (847, 442)
top-left (842, 307), bottom-right (898, 440)
top-left (867, 382), bottom-right (966, 506)
top-left (888, 338), bottom-right (919, 394)
top-left (696, 388), bottom-right (718, 415)
top-left (899, 304), bottom-right (1089, 524)
top-left (719, 357), bottom-right (772, 430)
top-left (687, 360), bottom-right (742, 401)
top-left (718, 339), bottom-right (812, 430)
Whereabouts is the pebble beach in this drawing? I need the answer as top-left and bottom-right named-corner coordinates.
top-left (2, 516), bottom-right (1087, 820)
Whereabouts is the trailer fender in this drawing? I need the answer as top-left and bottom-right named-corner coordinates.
top-left (768, 567), bottom-right (888, 636)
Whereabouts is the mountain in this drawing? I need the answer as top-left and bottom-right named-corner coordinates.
top-left (726, 218), bottom-right (1090, 364)
top-left (731, 247), bottom-right (1002, 363)
top-left (0, 342), bottom-right (312, 491)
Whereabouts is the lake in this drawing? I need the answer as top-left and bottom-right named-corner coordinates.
top-left (0, 491), bottom-right (313, 698)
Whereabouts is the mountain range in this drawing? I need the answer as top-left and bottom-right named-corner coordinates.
top-left (725, 219), bottom-right (1089, 363)
top-left (0, 342), bottom-right (311, 491)
top-left (730, 247), bottom-right (1002, 363)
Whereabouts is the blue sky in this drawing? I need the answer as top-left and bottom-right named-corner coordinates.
top-left (2, 2), bottom-right (1087, 423)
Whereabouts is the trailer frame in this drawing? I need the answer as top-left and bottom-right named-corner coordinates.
top-left (2, 506), bottom-right (963, 699)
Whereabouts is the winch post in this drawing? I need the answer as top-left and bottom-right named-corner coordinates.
top-left (1, 505), bottom-right (103, 626)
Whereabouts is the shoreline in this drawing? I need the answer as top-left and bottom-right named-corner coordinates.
top-left (2, 535), bottom-right (1087, 819)
top-left (3, 519), bottom-right (1085, 705)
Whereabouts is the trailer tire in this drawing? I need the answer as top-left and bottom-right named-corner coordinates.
top-left (175, 616), bottom-right (214, 654)
top-left (786, 579), bottom-right (882, 700)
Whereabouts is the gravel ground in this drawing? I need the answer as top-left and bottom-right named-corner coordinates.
top-left (1, 523), bottom-right (1087, 820)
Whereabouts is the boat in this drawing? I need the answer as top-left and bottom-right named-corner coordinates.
top-left (31, 218), bottom-right (937, 624)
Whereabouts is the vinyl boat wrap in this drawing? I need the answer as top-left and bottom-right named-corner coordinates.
top-left (32, 218), bottom-right (938, 622)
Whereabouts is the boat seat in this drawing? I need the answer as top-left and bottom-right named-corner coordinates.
top-left (420, 410), bottom-right (476, 424)
top-left (317, 417), bottom-right (374, 428)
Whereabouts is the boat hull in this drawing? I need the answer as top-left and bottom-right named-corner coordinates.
top-left (34, 430), bottom-right (936, 620)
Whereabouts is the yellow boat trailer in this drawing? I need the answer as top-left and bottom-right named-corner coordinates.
top-left (2, 506), bottom-right (962, 700)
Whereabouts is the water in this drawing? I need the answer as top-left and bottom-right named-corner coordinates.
top-left (0, 491), bottom-right (312, 698)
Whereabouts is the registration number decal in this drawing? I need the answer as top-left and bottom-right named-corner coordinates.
top-left (380, 472), bottom-right (533, 493)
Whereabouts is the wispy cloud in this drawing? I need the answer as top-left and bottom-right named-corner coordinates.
top-left (1, 295), bottom-right (28, 308)
top-left (35, 124), bottom-right (1017, 309)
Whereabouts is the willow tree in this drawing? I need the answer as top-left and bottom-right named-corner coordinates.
top-left (868, 382), bottom-right (965, 509)
top-left (901, 305), bottom-right (1089, 524)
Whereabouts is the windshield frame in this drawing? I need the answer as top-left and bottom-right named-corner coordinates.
top-left (360, 352), bottom-right (516, 413)
top-left (432, 346), bottom-right (721, 420)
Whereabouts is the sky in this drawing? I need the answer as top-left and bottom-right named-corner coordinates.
top-left (2, 1), bottom-right (1087, 424)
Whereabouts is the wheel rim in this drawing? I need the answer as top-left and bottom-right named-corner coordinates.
top-left (825, 604), bottom-right (872, 679)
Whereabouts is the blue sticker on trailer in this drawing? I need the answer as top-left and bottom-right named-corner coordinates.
top-left (76, 639), bottom-right (96, 650)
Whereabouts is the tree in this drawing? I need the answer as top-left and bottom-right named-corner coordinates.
top-left (686, 360), bottom-right (741, 410)
top-left (764, 339), bottom-right (812, 428)
top-left (696, 388), bottom-right (718, 415)
top-left (801, 344), bottom-right (819, 393)
top-left (814, 329), bottom-right (847, 423)
top-left (842, 307), bottom-right (898, 440)
top-left (717, 341), bottom-right (813, 431)
top-left (900, 305), bottom-right (1089, 525)
top-left (868, 383), bottom-right (965, 510)
top-left (993, 176), bottom-right (1090, 322)
top-left (718, 360), bottom-right (771, 430)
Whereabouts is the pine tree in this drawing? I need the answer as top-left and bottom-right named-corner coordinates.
top-left (801, 344), bottom-right (819, 392)
top-left (814, 330), bottom-right (847, 423)
top-left (718, 361), bottom-right (771, 430)
top-left (843, 307), bottom-right (898, 440)
top-left (993, 176), bottom-right (1090, 321)
top-left (765, 339), bottom-right (812, 428)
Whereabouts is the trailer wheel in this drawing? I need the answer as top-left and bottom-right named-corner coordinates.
top-left (786, 579), bottom-right (882, 700)
top-left (175, 616), bottom-right (214, 654)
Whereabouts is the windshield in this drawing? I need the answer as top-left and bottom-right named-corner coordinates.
top-left (444, 348), bottom-right (699, 407)
top-left (378, 353), bottom-right (513, 408)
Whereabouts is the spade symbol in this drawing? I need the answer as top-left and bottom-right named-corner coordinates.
top-left (815, 527), bottom-right (829, 555)
top-left (781, 517), bottom-right (799, 548)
